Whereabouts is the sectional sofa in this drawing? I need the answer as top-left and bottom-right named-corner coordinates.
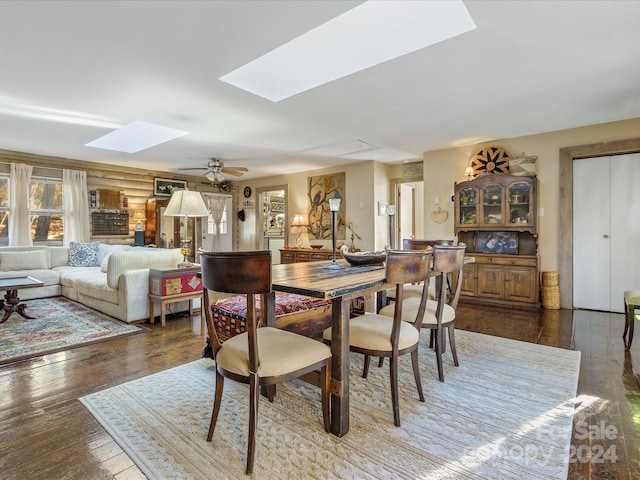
top-left (0, 243), bottom-right (183, 322)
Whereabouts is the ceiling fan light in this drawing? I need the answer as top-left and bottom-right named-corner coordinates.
top-left (215, 171), bottom-right (225, 182)
top-left (205, 171), bottom-right (216, 182)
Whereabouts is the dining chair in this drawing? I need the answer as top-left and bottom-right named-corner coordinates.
top-left (323, 248), bottom-right (433, 427)
top-left (379, 243), bottom-right (466, 382)
top-left (200, 250), bottom-right (332, 475)
top-left (384, 239), bottom-right (454, 305)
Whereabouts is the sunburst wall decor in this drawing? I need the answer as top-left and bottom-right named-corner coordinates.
top-left (470, 146), bottom-right (510, 176)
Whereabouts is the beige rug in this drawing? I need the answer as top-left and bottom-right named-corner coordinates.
top-left (80, 330), bottom-right (580, 479)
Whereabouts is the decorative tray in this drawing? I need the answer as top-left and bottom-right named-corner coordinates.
top-left (340, 245), bottom-right (386, 266)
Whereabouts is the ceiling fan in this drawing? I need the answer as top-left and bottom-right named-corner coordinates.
top-left (179, 158), bottom-right (248, 182)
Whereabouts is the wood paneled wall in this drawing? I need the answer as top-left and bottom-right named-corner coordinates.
top-left (0, 149), bottom-right (237, 245)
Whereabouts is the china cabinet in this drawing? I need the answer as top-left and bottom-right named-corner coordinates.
top-left (454, 174), bottom-right (540, 308)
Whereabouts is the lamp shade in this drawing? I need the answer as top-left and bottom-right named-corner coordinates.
top-left (291, 214), bottom-right (307, 227)
top-left (329, 197), bottom-right (341, 212)
top-left (164, 188), bottom-right (209, 217)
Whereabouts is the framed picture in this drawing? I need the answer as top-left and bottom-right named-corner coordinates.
top-left (475, 231), bottom-right (518, 254)
top-left (154, 178), bottom-right (186, 196)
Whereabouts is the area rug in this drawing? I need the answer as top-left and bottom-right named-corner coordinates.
top-left (80, 330), bottom-right (580, 480)
top-left (0, 296), bottom-right (143, 364)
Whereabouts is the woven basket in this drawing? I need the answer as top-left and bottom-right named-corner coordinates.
top-left (541, 271), bottom-right (559, 287)
top-left (541, 285), bottom-right (560, 309)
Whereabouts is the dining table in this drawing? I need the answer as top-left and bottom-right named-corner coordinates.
top-left (269, 258), bottom-right (389, 437)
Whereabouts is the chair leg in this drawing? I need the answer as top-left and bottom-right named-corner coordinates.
top-left (321, 360), bottom-right (331, 433)
top-left (435, 327), bottom-right (445, 382)
top-left (389, 354), bottom-right (401, 427)
top-left (624, 300), bottom-right (629, 341)
top-left (378, 357), bottom-right (385, 368)
top-left (246, 372), bottom-right (260, 475)
top-left (207, 371), bottom-right (225, 441)
top-left (411, 349), bottom-right (425, 402)
top-left (362, 354), bottom-right (370, 378)
top-left (627, 304), bottom-right (636, 350)
top-left (448, 325), bottom-right (459, 367)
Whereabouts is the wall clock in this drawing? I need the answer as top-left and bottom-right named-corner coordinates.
top-left (243, 186), bottom-right (252, 198)
top-left (470, 146), bottom-right (510, 176)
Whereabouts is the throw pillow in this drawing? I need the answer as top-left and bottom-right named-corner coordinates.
top-left (68, 241), bottom-right (100, 267)
top-left (0, 250), bottom-right (48, 271)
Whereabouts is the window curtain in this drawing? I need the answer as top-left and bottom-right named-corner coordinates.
top-left (9, 163), bottom-right (33, 246)
top-left (63, 169), bottom-right (90, 245)
top-left (208, 195), bottom-right (226, 251)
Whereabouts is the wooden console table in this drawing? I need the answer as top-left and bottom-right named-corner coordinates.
top-left (280, 248), bottom-right (342, 264)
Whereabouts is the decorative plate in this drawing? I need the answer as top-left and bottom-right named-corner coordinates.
top-left (470, 146), bottom-right (510, 176)
top-left (243, 186), bottom-right (252, 198)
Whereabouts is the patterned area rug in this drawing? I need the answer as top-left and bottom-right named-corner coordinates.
top-left (0, 296), bottom-right (143, 364)
top-left (81, 330), bottom-right (580, 479)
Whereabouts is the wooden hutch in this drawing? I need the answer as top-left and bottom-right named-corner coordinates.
top-left (454, 173), bottom-right (540, 308)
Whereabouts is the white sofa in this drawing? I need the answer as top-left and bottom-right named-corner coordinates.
top-left (0, 244), bottom-right (183, 322)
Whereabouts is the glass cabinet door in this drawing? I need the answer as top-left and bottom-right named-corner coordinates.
top-left (482, 184), bottom-right (502, 226)
top-left (457, 186), bottom-right (478, 226)
top-left (507, 182), bottom-right (532, 225)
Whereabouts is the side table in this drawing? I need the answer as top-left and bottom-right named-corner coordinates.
top-left (149, 265), bottom-right (202, 327)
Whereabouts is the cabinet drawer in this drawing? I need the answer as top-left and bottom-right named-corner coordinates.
top-left (492, 257), bottom-right (536, 267)
top-left (467, 255), bottom-right (491, 264)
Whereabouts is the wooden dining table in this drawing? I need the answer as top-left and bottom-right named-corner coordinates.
top-left (270, 258), bottom-right (389, 437)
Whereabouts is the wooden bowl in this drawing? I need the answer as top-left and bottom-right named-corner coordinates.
top-left (340, 245), bottom-right (386, 266)
top-left (309, 244), bottom-right (323, 250)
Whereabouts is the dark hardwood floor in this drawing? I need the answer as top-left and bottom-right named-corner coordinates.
top-left (1, 304), bottom-right (638, 479)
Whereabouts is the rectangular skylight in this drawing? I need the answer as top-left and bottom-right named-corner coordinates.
top-left (85, 120), bottom-right (189, 153)
top-left (220, 0), bottom-right (476, 102)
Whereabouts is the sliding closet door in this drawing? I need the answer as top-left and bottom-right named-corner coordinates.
top-left (610, 153), bottom-right (640, 311)
top-left (573, 157), bottom-right (610, 310)
top-left (573, 153), bottom-right (640, 312)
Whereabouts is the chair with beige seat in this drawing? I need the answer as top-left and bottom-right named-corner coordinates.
top-left (623, 290), bottom-right (640, 350)
top-left (200, 250), bottom-right (332, 475)
top-left (379, 243), bottom-right (466, 382)
top-left (324, 248), bottom-right (433, 427)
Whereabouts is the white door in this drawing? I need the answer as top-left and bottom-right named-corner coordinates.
top-left (201, 193), bottom-right (232, 252)
top-left (399, 183), bottom-right (415, 245)
top-left (573, 153), bottom-right (640, 312)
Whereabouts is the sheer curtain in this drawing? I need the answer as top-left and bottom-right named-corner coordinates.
top-left (63, 169), bottom-right (90, 245)
top-left (208, 195), bottom-right (226, 251)
top-left (9, 163), bottom-right (33, 246)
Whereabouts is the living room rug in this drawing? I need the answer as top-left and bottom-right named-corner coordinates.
top-left (0, 296), bottom-right (143, 365)
top-left (80, 330), bottom-right (580, 480)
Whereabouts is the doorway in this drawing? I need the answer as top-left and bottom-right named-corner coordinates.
top-left (256, 185), bottom-right (288, 264)
top-left (390, 177), bottom-right (423, 249)
top-left (201, 193), bottom-right (232, 252)
top-left (573, 153), bottom-right (640, 312)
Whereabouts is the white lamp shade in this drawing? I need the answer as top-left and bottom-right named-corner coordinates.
top-left (329, 197), bottom-right (341, 211)
top-left (164, 189), bottom-right (209, 217)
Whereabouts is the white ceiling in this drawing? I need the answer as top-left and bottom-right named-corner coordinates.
top-left (1, 0), bottom-right (639, 181)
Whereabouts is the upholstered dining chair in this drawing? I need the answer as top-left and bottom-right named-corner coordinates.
top-left (379, 243), bottom-right (466, 382)
top-left (384, 239), bottom-right (455, 304)
top-left (623, 290), bottom-right (640, 349)
top-left (324, 248), bottom-right (433, 427)
top-left (200, 250), bottom-right (332, 475)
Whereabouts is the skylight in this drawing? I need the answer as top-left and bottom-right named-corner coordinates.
top-left (85, 120), bottom-right (189, 153)
top-left (220, 0), bottom-right (476, 102)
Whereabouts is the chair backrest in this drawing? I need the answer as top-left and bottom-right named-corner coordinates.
top-left (402, 239), bottom-right (455, 251)
top-left (200, 250), bottom-right (272, 358)
top-left (432, 243), bottom-right (466, 311)
top-left (386, 248), bottom-right (433, 333)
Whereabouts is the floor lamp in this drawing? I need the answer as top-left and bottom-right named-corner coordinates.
top-left (164, 188), bottom-right (209, 267)
top-left (327, 198), bottom-right (343, 269)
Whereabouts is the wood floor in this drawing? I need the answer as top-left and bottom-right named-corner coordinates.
top-left (1, 303), bottom-right (638, 479)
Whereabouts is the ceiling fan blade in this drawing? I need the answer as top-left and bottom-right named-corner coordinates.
top-left (177, 167), bottom-right (208, 171)
top-left (222, 169), bottom-right (244, 177)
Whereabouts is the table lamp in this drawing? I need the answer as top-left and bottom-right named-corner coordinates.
top-left (290, 214), bottom-right (308, 248)
top-left (164, 188), bottom-right (209, 267)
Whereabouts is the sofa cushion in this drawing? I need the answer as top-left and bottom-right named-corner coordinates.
top-left (55, 265), bottom-right (102, 288)
top-left (97, 243), bottom-right (132, 266)
top-left (0, 269), bottom-right (60, 286)
top-left (0, 250), bottom-right (48, 271)
top-left (72, 271), bottom-right (119, 304)
top-left (68, 241), bottom-right (100, 267)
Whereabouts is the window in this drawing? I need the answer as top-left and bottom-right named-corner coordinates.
top-left (0, 175), bottom-right (8, 244)
top-left (30, 176), bottom-right (64, 242)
